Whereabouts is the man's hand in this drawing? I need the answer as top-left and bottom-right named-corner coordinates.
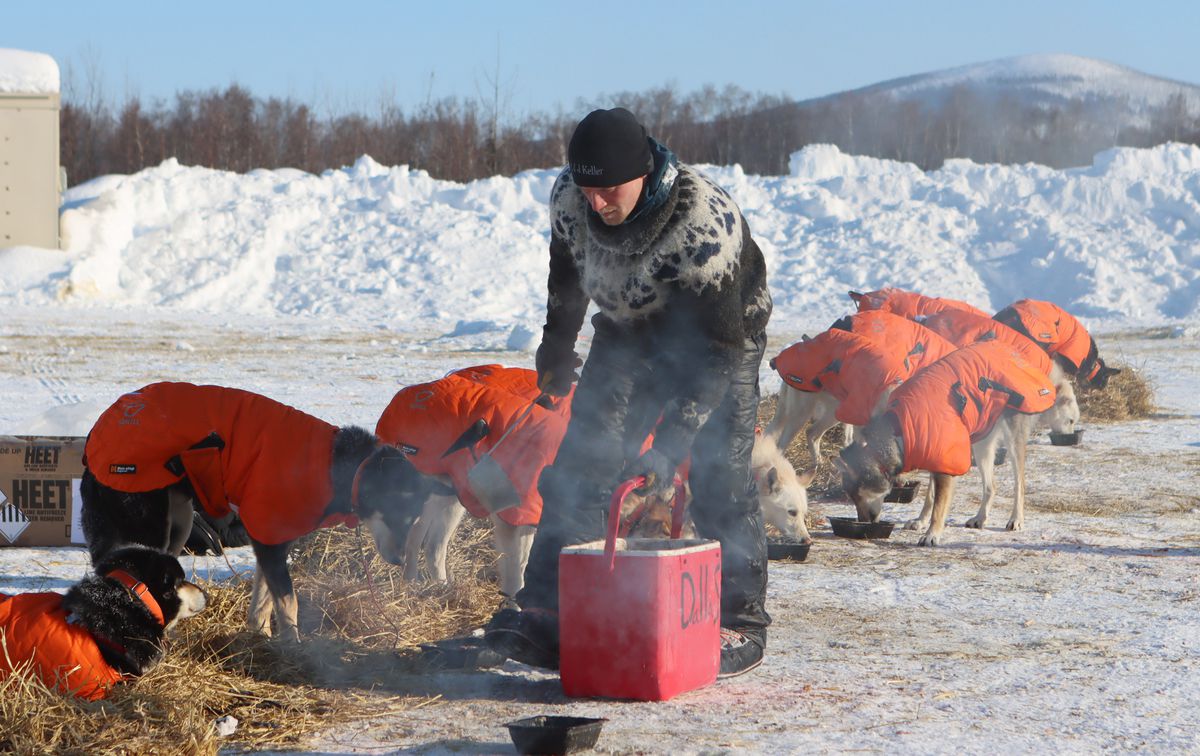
top-left (629, 448), bottom-right (677, 499)
top-left (535, 343), bottom-right (583, 396)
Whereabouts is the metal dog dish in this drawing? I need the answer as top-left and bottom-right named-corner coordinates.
top-left (1049, 429), bottom-right (1084, 446)
top-left (828, 516), bottom-right (895, 540)
top-left (884, 479), bottom-right (921, 503)
top-left (767, 539), bottom-right (811, 561)
top-left (505, 715), bottom-right (607, 755)
top-left (418, 636), bottom-right (505, 671)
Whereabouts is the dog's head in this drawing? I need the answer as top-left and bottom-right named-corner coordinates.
top-left (750, 435), bottom-right (813, 543)
top-left (93, 546), bottom-right (208, 630)
top-left (834, 437), bottom-right (892, 524)
top-left (354, 445), bottom-right (450, 565)
top-left (1044, 376), bottom-right (1081, 434)
top-left (753, 464), bottom-right (813, 543)
top-left (1085, 357), bottom-right (1121, 390)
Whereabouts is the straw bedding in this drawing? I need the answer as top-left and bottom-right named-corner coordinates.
top-left (1, 520), bottom-right (502, 755)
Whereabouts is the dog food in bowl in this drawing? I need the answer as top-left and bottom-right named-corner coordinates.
top-left (1049, 429), bottom-right (1084, 446)
top-left (828, 516), bottom-right (895, 540)
top-left (883, 479), bottom-right (920, 503)
top-left (767, 539), bottom-right (811, 561)
top-left (505, 715), bottom-right (607, 755)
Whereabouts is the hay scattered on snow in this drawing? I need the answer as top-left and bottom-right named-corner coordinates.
top-left (289, 518), bottom-right (502, 650)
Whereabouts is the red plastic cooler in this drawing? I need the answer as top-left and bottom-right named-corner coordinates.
top-left (558, 478), bottom-right (721, 701)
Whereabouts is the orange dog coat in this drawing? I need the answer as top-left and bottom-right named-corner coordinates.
top-left (851, 286), bottom-right (987, 319)
top-left (770, 329), bottom-right (870, 396)
top-left (993, 299), bottom-right (1095, 374)
top-left (840, 310), bottom-right (958, 371)
top-left (773, 323), bottom-right (955, 427)
top-left (0, 591), bottom-right (124, 700)
top-left (887, 340), bottom-right (1057, 475)
top-left (86, 382), bottom-right (352, 545)
top-left (919, 309), bottom-right (1055, 378)
top-left (375, 366), bottom-right (573, 527)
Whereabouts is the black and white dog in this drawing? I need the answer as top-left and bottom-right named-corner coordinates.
top-left (81, 383), bottom-right (443, 641)
top-left (0, 546), bottom-right (206, 699)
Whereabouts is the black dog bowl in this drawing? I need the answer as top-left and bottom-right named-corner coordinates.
top-left (767, 539), bottom-right (811, 561)
top-left (828, 516), bottom-right (895, 540)
top-left (1049, 429), bottom-right (1084, 446)
top-left (419, 636), bottom-right (505, 670)
top-left (884, 479), bottom-right (920, 503)
top-left (505, 715), bottom-right (606, 755)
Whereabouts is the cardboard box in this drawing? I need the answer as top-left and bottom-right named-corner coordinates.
top-left (0, 436), bottom-right (86, 547)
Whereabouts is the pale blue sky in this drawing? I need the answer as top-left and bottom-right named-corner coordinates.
top-left (8, 1), bottom-right (1200, 117)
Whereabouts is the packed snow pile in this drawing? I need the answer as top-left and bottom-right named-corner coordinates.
top-left (0, 47), bottom-right (59, 94)
top-left (4, 143), bottom-right (1199, 332)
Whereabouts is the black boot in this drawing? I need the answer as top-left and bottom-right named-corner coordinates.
top-left (483, 607), bottom-right (560, 670)
top-left (718, 627), bottom-right (765, 678)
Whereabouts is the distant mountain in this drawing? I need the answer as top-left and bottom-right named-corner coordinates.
top-left (813, 54), bottom-right (1200, 121)
top-left (726, 54), bottom-right (1200, 173)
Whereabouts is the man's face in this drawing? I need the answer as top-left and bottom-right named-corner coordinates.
top-left (579, 175), bottom-right (646, 225)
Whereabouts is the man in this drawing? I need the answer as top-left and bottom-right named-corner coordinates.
top-left (484, 107), bottom-right (774, 678)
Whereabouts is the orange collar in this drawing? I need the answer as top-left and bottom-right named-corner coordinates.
top-left (106, 569), bottom-right (165, 626)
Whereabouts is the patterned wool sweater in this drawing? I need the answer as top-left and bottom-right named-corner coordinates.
top-left (542, 162), bottom-right (771, 463)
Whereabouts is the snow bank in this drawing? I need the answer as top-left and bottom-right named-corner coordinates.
top-left (8, 144), bottom-right (1200, 333)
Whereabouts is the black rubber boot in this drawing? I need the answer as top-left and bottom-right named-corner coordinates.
top-left (483, 607), bottom-right (560, 670)
top-left (718, 626), bottom-right (765, 679)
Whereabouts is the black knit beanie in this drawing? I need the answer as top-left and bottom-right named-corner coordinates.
top-left (568, 108), bottom-right (654, 187)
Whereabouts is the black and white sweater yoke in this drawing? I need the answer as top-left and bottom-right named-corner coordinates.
top-left (541, 163), bottom-right (772, 462)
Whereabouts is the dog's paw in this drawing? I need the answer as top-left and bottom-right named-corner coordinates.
top-left (903, 518), bottom-right (927, 532)
top-left (917, 531), bottom-right (942, 547)
top-left (1006, 518), bottom-right (1024, 532)
top-left (964, 516), bottom-right (986, 529)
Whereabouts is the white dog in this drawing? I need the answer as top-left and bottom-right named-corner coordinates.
top-left (837, 340), bottom-right (1076, 545)
top-left (765, 314), bottom-right (959, 476)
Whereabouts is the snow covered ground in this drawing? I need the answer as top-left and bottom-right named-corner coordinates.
top-left (1, 144), bottom-right (1198, 752)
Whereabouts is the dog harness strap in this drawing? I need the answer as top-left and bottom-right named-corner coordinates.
top-left (903, 341), bottom-right (925, 372)
top-left (949, 381), bottom-right (968, 415)
top-left (106, 569), bottom-right (165, 626)
top-left (977, 376), bottom-right (1026, 408)
top-left (191, 431), bottom-right (226, 450)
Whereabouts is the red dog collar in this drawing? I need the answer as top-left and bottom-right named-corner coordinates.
top-left (106, 569), bottom-right (165, 626)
